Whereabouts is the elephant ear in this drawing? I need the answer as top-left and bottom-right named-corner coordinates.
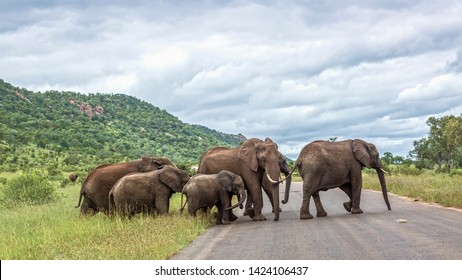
top-left (154, 157), bottom-right (175, 168)
top-left (238, 139), bottom-right (260, 172)
top-left (217, 171), bottom-right (233, 192)
top-left (139, 157), bottom-right (152, 171)
top-left (352, 139), bottom-right (372, 168)
top-left (159, 167), bottom-right (183, 192)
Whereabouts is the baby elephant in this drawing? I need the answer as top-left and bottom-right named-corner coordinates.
top-left (182, 170), bottom-right (246, 225)
top-left (109, 165), bottom-right (190, 218)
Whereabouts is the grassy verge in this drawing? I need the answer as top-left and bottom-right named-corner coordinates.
top-left (363, 171), bottom-right (462, 208)
top-left (0, 181), bottom-right (211, 260)
top-left (1, 170), bottom-right (461, 259)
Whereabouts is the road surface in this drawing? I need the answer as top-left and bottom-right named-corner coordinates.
top-left (171, 182), bottom-right (462, 260)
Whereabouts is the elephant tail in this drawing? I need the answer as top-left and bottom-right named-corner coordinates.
top-left (75, 188), bottom-right (84, 208)
top-left (75, 176), bottom-right (90, 208)
top-left (108, 191), bottom-right (116, 216)
top-left (180, 192), bottom-right (188, 214)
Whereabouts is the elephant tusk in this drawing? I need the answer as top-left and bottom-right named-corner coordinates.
top-left (266, 172), bottom-right (279, 184)
top-left (380, 168), bottom-right (389, 174)
top-left (266, 173), bottom-right (289, 184)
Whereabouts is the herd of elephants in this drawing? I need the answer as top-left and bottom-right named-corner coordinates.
top-left (75, 137), bottom-right (391, 224)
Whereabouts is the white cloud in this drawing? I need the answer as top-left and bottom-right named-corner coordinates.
top-left (1, 0), bottom-right (462, 159)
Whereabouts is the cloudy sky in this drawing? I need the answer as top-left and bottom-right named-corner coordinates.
top-left (1, 0), bottom-right (462, 159)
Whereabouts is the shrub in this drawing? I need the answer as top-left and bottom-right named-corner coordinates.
top-left (450, 168), bottom-right (462, 177)
top-left (1, 171), bottom-right (58, 206)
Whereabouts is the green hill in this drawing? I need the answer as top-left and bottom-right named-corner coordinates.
top-left (0, 79), bottom-right (245, 172)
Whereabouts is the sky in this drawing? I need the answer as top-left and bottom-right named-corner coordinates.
top-left (1, 0), bottom-right (462, 159)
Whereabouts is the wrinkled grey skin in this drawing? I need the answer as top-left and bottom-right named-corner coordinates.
top-left (198, 138), bottom-right (282, 221)
top-left (244, 152), bottom-right (292, 214)
top-left (182, 171), bottom-right (246, 225)
top-left (109, 165), bottom-right (190, 218)
top-left (295, 139), bottom-right (391, 220)
top-left (77, 157), bottom-right (175, 215)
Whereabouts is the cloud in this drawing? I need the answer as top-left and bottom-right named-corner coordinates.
top-left (1, 0), bottom-right (462, 159)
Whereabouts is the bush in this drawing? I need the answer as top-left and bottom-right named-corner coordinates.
top-left (450, 168), bottom-right (462, 177)
top-left (1, 171), bottom-right (58, 206)
top-left (386, 164), bottom-right (424, 176)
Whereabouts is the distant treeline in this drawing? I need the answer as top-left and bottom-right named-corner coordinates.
top-left (379, 114), bottom-right (462, 174)
top-left (410, 115), bottom-right (462, 172)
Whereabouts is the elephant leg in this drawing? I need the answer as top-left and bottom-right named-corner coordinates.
top-left (215, 202), bottom-right (225, 225)
top-left (80, 196), bottom-right (97, 216)
top-left (262, 180), bottom-right (282, 213)
top-left (155, 197), bottom-right (170, 215)
top-left (247, 178), bottom-right (266, 221)
top-left (340, 184), bottom-right (353, 212)
top-left (350, 173), bottom-right (363, 214)
top-left (243, 190), bottom-right (255, 218)
top-left (300, 178), bottom-right (318, 219)
top-left (312, 192), bottom-right (327, 217)
top-left (244, 191), bottom-right (252, 213)
top-left (188, 206), bottom-right (197, 216)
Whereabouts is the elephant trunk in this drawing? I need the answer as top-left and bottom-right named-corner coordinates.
top-left (272, 183), bottom-right (280, 221)
top-left (281, 172), bottom-right (292, 204)
top-left (266, 166), bottom-right (281, 221)
top-left (377, 168), bottom-right (391, 211)
top-left (225, 188), bottom-right (247, 211)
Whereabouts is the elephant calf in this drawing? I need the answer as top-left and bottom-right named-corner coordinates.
top-left (109, 165), bottom-right (190, 218)
top-left (181, 170), bottom-right (246, 225)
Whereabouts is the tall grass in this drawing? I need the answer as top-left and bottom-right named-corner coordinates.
top-left (1, 170), bottom-right (461, 259)
top-left (363, 171), bottom-right (462, 208)
top-left (0, 182), bottom-right (211, 260)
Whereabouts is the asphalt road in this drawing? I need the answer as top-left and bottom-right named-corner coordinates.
top-left (171, 182), bottom-right (462, 260)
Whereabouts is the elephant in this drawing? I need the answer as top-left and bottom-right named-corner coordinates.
top-left (198, 137), bottom-right (284, 221)
top-left (293, 139), bottom-right (391, 220)
top-left (109, 165), bottom-right (190, 218)
top-left (68, 173), bottom-right (78, 182)
top-left (76, 156), bottom-right (175, 215)
top-left (181, 170), bottom-right (247, 225)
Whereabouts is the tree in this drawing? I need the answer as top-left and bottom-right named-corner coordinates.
top-left (411, 115), bottom-right (462, 171)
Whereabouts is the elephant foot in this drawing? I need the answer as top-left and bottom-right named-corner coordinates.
top-left (316, 210), bottom-right (327, 217)
top-left (244, 208), bottom-right (255, 217)
top-left (272, 207), bottom-right (282, 213)
top-left (351, 207), bottom-right (363, 214)
top-left (229, 212), bottom-right (239, 221)
top-left (343, 202), bottom-right (352, 212)
top-left (252, 213), bottom-right (267, 221)
top-left (300, 212), bottom-right (314, 220)
top-left (222, 220), bottom-right (230, 225)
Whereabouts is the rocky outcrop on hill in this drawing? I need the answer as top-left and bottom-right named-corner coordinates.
top-left (69, 98), bottom-right (104, 118)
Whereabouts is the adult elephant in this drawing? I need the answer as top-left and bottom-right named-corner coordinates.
top-left (76, 156), bottom-right (175, 215)
top-left (198, 138), bottom-right (283, 221)
top-left (181, 170), bottom-right (246, 225)
top-left (294, 139), bottom-right (391, 220)
top-left (109, 165), bottom-right (190, 218)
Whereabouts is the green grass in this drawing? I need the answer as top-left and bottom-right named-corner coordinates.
top-left (363, 171), bottom-right (462, 208)
top-left (1, 170), bottom-right (461, 259)
top-left (0, 179), bottom-right (211, 260)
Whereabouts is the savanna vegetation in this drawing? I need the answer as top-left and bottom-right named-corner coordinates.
top-left (1, 79), bottom-right (461, 259)
top-left (0, 79), bottom-right (243, 173)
